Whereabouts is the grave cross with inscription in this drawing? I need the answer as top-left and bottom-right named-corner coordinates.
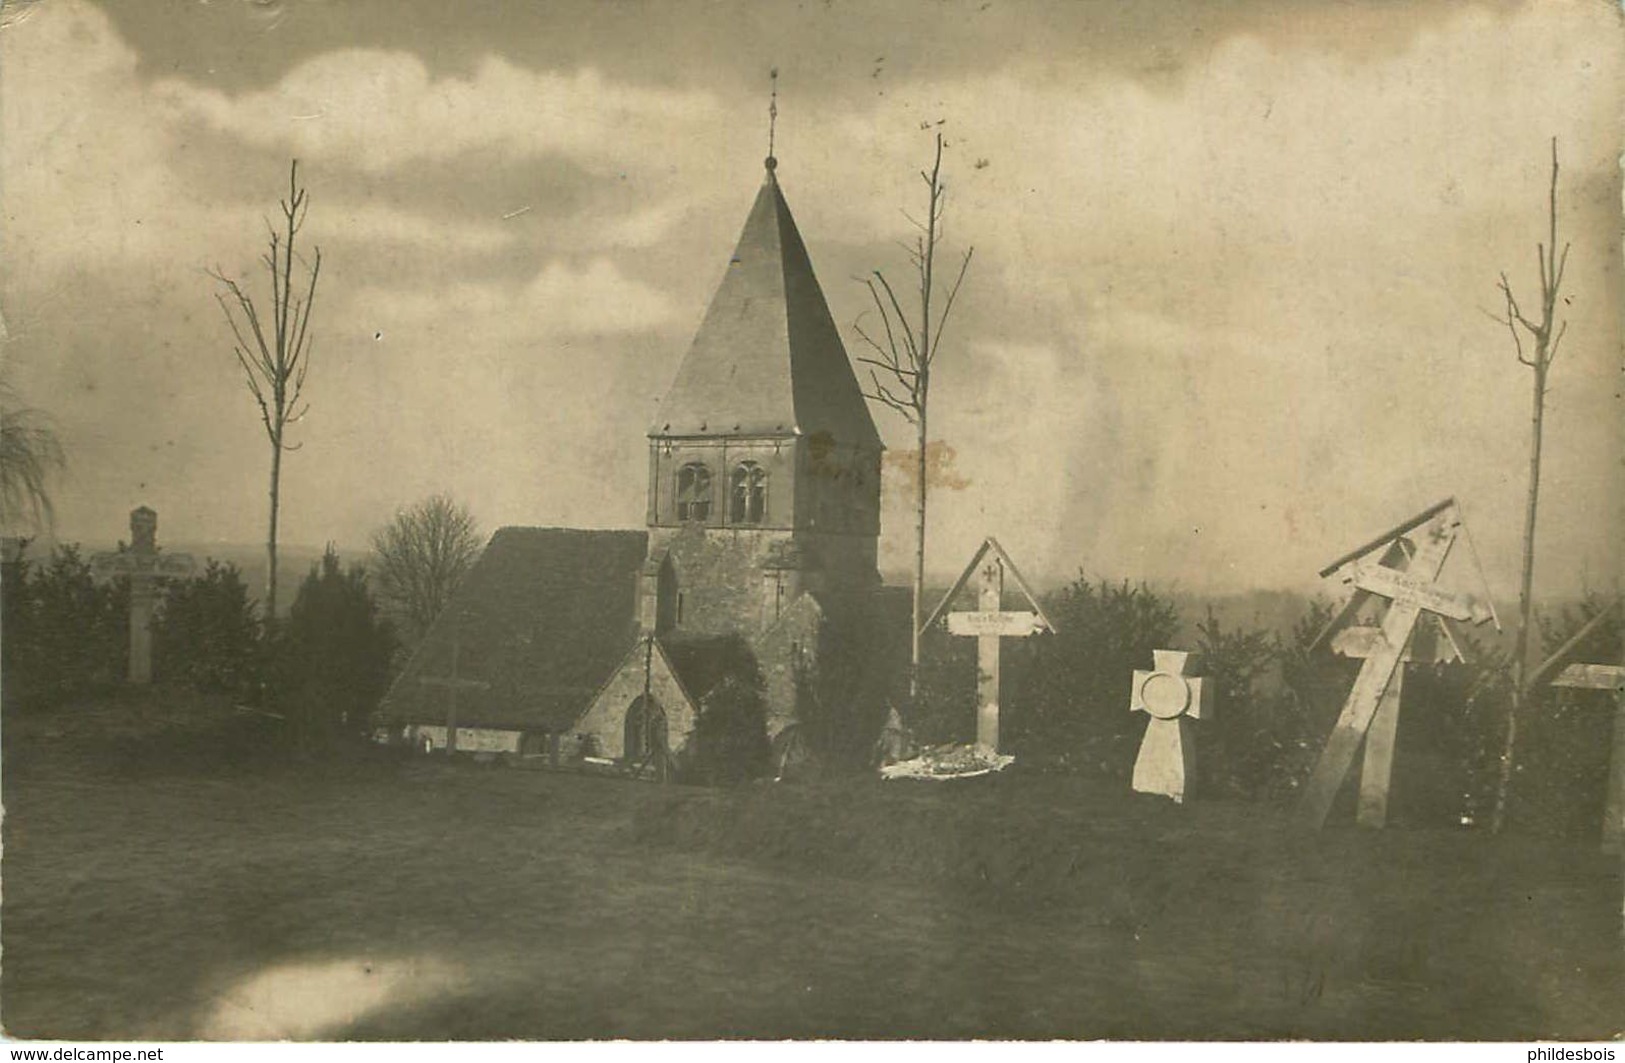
top-left (923, 538), bottom-right (1055, 755)
top-left (1325, 610), bottom-right (1464, 829)
top-left (1299, 498), bottom-right (1494, 829)
top-left (91, 506), bottom-right (195, 685)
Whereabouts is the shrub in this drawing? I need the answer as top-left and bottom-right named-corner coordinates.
top-left (268, 546), bottom-right (396, 746)
top-left (153, 560), bottom-right (261, 696)
top-left (1500, 595), bottom-right (1621, 837)
top-left (1, 543), bottom-right (127, 707)
top-left (689, 671), bottom-right (772, 786)
top-left (1007, 577), bottom-right (1182, 777)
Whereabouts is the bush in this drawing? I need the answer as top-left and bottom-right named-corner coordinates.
top-left (268, 546), bottom-right (396, 746)
top-left (1007, 578), bottom-right (1181, 778)
top-left (1501, 595), bottom-right (1620, 837)
top-left (1195, 611), bottom-right (1294, 800)
top-left (153, 560), bottom-right (261, 696)
top-left (1, 543), bottom-right (127, 707)
top-left (791, 602), bottom-right (903, 773)
top-left (689, 671), bottom-right (772, 785)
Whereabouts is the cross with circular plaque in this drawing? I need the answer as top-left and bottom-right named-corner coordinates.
top-left (1129, 649), bottom-right (1213, 802)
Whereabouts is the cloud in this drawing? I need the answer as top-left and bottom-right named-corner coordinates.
top-left (803, 0), bottom-right (1623, 590)
top-left (153, 53), bottom-right (722, 174)
top-left (4, 0), bottom-right (1620, 598)
top-left (346, 258), bottom-right (679, 342)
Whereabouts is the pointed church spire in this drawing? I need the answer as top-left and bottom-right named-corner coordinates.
top-left (652, 119), bottom-right (880, 451)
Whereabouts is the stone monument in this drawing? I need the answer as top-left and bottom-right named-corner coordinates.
top-left (91, 506), bottom-right (195, 684)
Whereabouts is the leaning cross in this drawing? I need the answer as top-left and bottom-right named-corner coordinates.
top-left (1299, 498), bottom-right (1493, 829)
top-left (923, 537), bottom-right (1055, 755)
top-left (1326, 611), bottom-right (1464, 828)
top-left (91, 506), bottom-right (195, 685)
top-left (417, 626), bottom-right (488, 754)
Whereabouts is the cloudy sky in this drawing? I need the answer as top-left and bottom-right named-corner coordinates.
top-left (2, 0), bottom-right (1620, 598)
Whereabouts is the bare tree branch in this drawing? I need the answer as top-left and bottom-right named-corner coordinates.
top-left (1490, 135), bottom-right (1573, 835)
top-left (850, 130), bottom-right (974, 705)
top-left (210, 158), bottom-right (322, 624)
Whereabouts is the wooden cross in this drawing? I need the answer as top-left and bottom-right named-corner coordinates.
top-left (1299, 498), bottom-right (1494, 829)
top-left (1524, 598), bottom-right (1625, 852)
top-left (1327, 613), bottom-right (1464, 828)
top-left (417, 626), bottom-right (488, 755)
top-left (923, 538), bottom-right (1055, 755)
top-left (91, 506), bottom-right (195, 685)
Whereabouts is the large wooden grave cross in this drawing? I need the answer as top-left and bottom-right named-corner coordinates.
top-left (91, 506), bottom-right (195, 685)
top-left (417, 625), bottom-right (487, 755)
top-left (1523, 597), bottom-right (1625, 852)
top-left (922, 538), bottom-right (1055, 755)
top-left (1299, 498), bottom-right (1494, 828)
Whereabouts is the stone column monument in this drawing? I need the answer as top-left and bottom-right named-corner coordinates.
top-left (92, 507), bottom-right (194, 684)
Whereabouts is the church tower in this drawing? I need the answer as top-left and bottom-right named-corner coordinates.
top-left (642, 155), bottom-right (883, 637)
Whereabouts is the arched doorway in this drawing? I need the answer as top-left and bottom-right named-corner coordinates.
top-left (624, 695), bottom-right (668, 776)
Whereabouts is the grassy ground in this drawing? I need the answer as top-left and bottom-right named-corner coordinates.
top-left (2, 688), bottom-right (1620, 1041)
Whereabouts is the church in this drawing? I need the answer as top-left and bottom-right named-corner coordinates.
top-left (378, 153), bottom-right (905, 776)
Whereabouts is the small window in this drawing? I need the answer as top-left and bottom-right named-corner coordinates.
top-left (676, 463), bottom-right (711, 522)
top-left (730, 461), bottom-right (767, 524)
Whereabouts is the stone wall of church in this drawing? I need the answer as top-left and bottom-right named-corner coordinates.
top-left (796, 437), bottom-right (881, 538)
top-left (797, 438), bottom-right (882, 588)
top-left (646, 523), bottom-right (792, 637)
top-left (573, 642), bottom-right (697, 760)
top-left (647, 437), bottom-right (797, 529)
top-left (754, 592), bottom-right (824, 737)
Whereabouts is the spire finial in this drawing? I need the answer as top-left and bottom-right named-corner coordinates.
top-left (766, 67), bottom-right (779, 172)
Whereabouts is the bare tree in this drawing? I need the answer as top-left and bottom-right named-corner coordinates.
top-left (210, 160), bottom-right (322, 625)
top-left (370, 494), bottom-right (483, 647)
top-left (1488, 138), bottom-right (1570, 834)
top-left (854, 131), bottom-right (974, 703)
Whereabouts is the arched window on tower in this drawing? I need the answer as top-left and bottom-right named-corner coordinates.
top-left (730, 461), bottom-right (767, 524)
top-left (676, 463), bottom-right (711, 522)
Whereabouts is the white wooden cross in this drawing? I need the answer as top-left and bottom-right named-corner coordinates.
top-left (1326, 612), bottom-right (1463, 828)
top-left (91, 506), bottom-right (195, 684)
top-left (417, 625), bottom-right (488, 755)
top-left (1129, 649), bottom-right (1213, 802)
top-left (1299, 498), bottom-right (1494, 829)
top-left (922, 538), bottom-right (1055, 755)
top-left (1524, 597), bottom-right (1625, 852)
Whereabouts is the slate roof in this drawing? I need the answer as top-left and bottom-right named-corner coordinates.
top-left (378, 527), bottom-right (648, 733)
top-left (653, 161), bottom-right (882, 450)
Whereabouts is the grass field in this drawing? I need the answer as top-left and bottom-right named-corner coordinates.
top-left (2, 689), bottom-right (1621, 1041)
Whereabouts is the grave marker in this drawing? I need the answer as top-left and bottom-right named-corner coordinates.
top-left (1129, 649), bottom-right (1213, 802)
top-left (91, 506), bottom-right (195, 684)
top-left (1299, 498), bottom-right (1493, 829)
top-left (922, 538), bottom-right (1055, 755)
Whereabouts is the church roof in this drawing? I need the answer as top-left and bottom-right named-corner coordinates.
top-left (653, 161), bottom-right (882, 450)
top-left (378, 527), bottom-right (648, 733)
